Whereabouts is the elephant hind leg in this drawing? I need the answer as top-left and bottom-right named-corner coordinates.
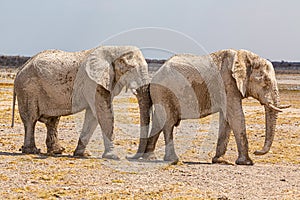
top-left (212, 112), bottom-right (232, 164)
top-left (163, 124), bottom-right (178, 164)
top-left (18, 97), bottom-right (40, 154)
top-left (45, 117), bottom-right (65, 155)
top-left (21, 120), bottom-right (40, 154)
top-left (144, 108), bottom-right (179, 163)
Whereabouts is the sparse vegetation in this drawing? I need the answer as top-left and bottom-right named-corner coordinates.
top-left (0, 71), bottom-right (299, 199)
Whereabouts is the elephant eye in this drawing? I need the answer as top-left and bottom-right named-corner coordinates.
top-left (122, 63), bottom-right (135, 74)
top-left (253, 64), bottom-right (260, 69)
top-left (264, 76), bottom-right (271, 84)
top-left (263, 83), bottom-right (270, 89)
top-left (127, 63), bottom-right (135, 69)
top-left (126, 54), bottom-right (133, 60)
top-left (252, 70), bottom-right (264, 81)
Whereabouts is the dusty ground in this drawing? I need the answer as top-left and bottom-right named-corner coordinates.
top-left (0, 69), bottom-right (299, 199)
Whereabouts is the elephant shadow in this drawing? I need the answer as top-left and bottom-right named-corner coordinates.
top-left (0, 151), bottom-right (24, 156)
top-left (32, 154), bottom-right (103, 160)
top-left (126, 158), bottom-right (225, 165)
top-left (0, 151), bottom-right (233, 165)
top-left (0, 151), bottom-right (101, 160)
top-left (182, 161), bottom-right (212, 165)
top-left (182, 161), bottom-right (234, 166)
top-left (126, 158), bottom-right (169, 164)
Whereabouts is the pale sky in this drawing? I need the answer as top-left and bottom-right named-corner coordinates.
top-left (0, 0), bottom-right (299, 61)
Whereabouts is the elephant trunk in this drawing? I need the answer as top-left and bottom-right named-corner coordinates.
top-left (128, 84), bottom-right (152, 159)
top-left (254, 91), bottom-right (280, 155)
top-left (254, 106), bottom-right (278, 155)
top-left (128, 63), bottom-right (149, 95)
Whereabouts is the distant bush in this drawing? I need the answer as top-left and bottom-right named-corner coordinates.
top-left (0, 55), bottom-right (30, 68)
top-left (0, 55), bottom-right (299, 73)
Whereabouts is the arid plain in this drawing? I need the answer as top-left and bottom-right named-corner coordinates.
top-left (0, 68), bottom-right (299, 199)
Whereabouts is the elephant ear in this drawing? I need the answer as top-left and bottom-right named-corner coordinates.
top-left (85, 49), bottom-right (115, 92)
top-left (231, 49), bottom-right (252, 97)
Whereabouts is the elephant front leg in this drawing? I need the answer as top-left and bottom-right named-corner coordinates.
top-left (95, 86), bottom-right (119, 160)
top-left (46, 117), bottom-right (65, 155)
top-left (127, 112), bottom-right (163, 160)
top-left (127, 128), bottom-right (161, 160)
top-left (140, 134), bottom-right (159, 160)
top-left (212, 112), bottom-right (232, 164)
top-left (227, 102), bottom-right (253, 165)
top-left (74, 108), bottom-right (98, 157)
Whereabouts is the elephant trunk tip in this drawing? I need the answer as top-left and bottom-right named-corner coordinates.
top-left (254, 140), bottom-right (273, 155)
top-left (253, 148), bottom-right (270, 155)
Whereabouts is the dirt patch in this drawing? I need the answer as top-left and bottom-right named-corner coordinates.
top-left (0, 72), bottom-right (299, 199)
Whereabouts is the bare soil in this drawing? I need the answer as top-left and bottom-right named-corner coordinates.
top-left (0, 69), bottom-right (299, 199)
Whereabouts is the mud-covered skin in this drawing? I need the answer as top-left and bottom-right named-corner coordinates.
top-left (14, 49), bottom-right (91, 155)
top-left (45, 117), bottom-right (65, 155)
top-left (131, 49), bottom-right (289, 165)
top-left (13, 46), bottom-right (149, 158)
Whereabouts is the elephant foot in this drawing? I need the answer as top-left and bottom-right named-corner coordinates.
top-left (164, 154), bottom-right (179, 164)
top-left (142, 152), bottom-right (157, 160)
top-left (73, 149), bottom-right (92, 157)
top-left (126, 152), bottom-right (157, 161)
top-left (47, 144), bottom-right (65, 155)
top-left (235, 156), bottom-right (254, 165)
top-left (102, 151), bottom-right (120, 160)
top-left (212, 156), bottom-right (234, 165)
top-left (20, 146), bottom-right (41, 154)
top-left (126, 153), bottom-right (144, 160)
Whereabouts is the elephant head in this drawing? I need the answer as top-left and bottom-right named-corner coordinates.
top-left (71, 46), bottom-right (150, 158)
top-left (85, 46), bottom-right (149, 96)
top-left (72, 46), bottom-right (149, 113)
top-left (227, 49), bottom-right (290, 155)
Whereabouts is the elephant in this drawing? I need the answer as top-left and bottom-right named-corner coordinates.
top-left (12, 46), bottom-right (150, 159)
top-left (129, 49), bottom-right (290, 165)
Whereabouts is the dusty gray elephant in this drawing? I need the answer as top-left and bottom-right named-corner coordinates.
top-left (12, 46), bottom-right (150, 159)
top-left (129, 49), bottom-right (290, 165)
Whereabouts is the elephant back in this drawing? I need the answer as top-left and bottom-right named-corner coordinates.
top-left (151, 54), bottom-right (226, 119)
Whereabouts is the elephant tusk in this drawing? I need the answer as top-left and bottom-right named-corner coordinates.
top-left (278, 104), bottom-right (291, 109)
top-left (268, 104), bottom-right (283, 112)
top-left (131, 88), bottom-right (137, 95)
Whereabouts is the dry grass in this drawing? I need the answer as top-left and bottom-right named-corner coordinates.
top-left (0, 75), bottom-right (299, 199)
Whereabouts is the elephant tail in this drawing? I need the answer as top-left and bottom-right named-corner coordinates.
top-left (11, 87), bottom-right (16, 127)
